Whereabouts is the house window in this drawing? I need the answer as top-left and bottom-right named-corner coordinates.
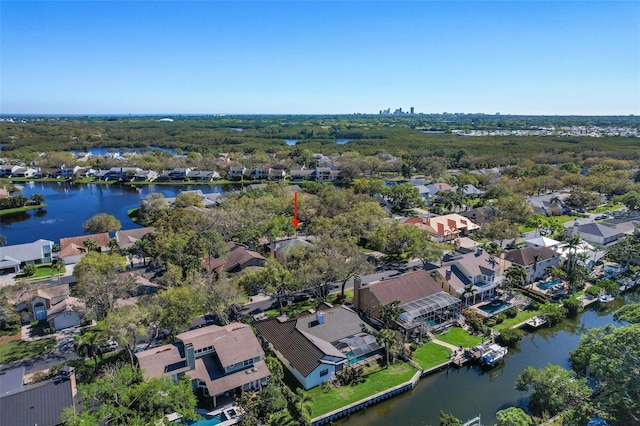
top-left (243, 359), bottom-right (254, 367)
top-left (320, 369), bottom-right (329, 377)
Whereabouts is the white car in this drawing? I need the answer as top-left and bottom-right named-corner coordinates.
top-left (102, 340), bottom-right (119, 351)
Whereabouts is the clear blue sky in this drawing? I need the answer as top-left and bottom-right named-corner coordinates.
top-left (1, 1), bottom-right (638, 115)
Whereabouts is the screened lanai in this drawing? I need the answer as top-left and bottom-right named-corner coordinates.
top-left (397, 291), bottom-right (462, 332)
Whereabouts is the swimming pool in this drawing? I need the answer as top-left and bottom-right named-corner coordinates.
top-left (188, 412), bottom-right (227, 426)
top-left (478, 300), bottom-right (511, 315)
top-left (538, 279), bottom-right (562, 291)
top-left (604, 265), bottom-right (619, 274)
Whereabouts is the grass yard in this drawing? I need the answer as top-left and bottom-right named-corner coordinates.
top-left (495, 309), bottom-right (540, 331)
top-left (435, 327), bottom-right (482, 348)
top-left (16, 263), bottom-right (64, 280)
top-left (588, 204), bottom-right (622, 214)
top-left (411, 342), bottom-right (451, 370)
top-left (307, 361), bottom-right (417, 417)
top-left (0, 203), bottom-right (47, 216)
top-left (0, 337), bottom-right (55, 364)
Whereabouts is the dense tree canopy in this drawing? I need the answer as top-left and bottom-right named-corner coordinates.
top-left (83, 213), bottom-right (122, 234)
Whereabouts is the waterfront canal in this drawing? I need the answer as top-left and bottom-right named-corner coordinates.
top-left (341, 292), bottom-right (639, 426)
top-left (0, 181), bottom-right (233, 245)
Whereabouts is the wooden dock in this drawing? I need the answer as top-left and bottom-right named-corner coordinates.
top-left (523, 315), bottom-right (547, 329)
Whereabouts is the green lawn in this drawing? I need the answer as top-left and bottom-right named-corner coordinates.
top-left (16, 263), bottom-right (64, 280)
top-left (411, 342), bottom-right (451, 370)
top-left (494, 309), bottom-right (540, 331)
top-left (307, 362), bottom-right (417, 417)
top-left (0, 337), bottom-right (56, 364)
top-left (588, 204), bottom-right (622, 214)
top-left (434, 327), bottom-right (482, 348)
top-left (0, 203), bottom-right (47, 216)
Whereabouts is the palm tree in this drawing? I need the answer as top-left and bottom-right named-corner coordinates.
top-left (380, 300), bottom-right (402, 327)
top-left (0, 234), bottom-right (7, 247)
top-left (74, 332), bottom-right (103, 372)
top-left (293, 388), bottom-right (313, 424)
top-left (462, 283), bottom-right (475, 306)
top-left (108, 238), bottom-right (120, 254)
top-left (531, 252), bottom-right (541, 283)
top-left (505, 265), bottom-right (527, 293)
top-left (377, 328), bottom-right (399, 368)
top-left (82, 239), bottom-right (99, 253)
top-left (134, 237), bottom-right (151, 266)
top-left (52, 258), bottom-right (65, 284)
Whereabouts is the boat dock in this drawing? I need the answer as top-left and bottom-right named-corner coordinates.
top-left (523, 315), bottom-right (547, 329)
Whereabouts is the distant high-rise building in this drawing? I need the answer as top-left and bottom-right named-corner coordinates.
top-left (410, 107), bottom-right (415, 115)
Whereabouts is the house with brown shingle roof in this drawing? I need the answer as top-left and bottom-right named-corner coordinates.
top-left (59, 233), bottom-right (110, 264)
top-left (255, 305), bottom-right (377, 390)
top-left (352, 270), bottom-right (461, 333)
top-left (136, 323), bottom-right (269, 407)
top-left (504, 246), bottom-right (560, 283)
top-left (202, 242), bottom-right (266, 274)
top-left (9, 283), bottom-right (83, 330)
top-left (115, 227), bottom-right (156, 250)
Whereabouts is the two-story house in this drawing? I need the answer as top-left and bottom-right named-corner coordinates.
top-left (0, 239), bottom-right (54, 274)
top-left (429, 248), bottom-right (510, 305)
top-left (504, 246), bottom-right (561, 283)
top-left (136, 323), bottom-right (270, 407)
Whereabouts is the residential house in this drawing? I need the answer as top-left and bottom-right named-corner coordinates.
top-left (289, 169), bottom-right (313, 182)
top-left (249, 168), bottom-right (271, 180)
top-left (504, 246), bottom-right (561, 283)
top-left (270, 237), bottom-right (313, 261)
top-left (352, 270), bottom-right (461, 334)
top-left (460, 206), bottom-right (497, 226)
top-left (10, 283), bottom-right (83, 330)
top-left (0, 239), bottom-right (54, 273)
top-left (455, 184), bottom-right (485, 197)
top-left (255, 305), bottom-right (381, 389)
top-left (202, 242), bottom-right (266, 274)
top-left (59, 233), bottom-right (110, 264)
top-left (164, 190), bottom-right (223, 207)
top-left (115, 227), bottom-right (156, 250)
top-left (0, 165), bottom-right (21, 177)
top-left (267, 168), bottom-right (286, 181)
top-left (10, 167), bottom-right (38, 178)
top-left (228, 167), bottom-right (248, 180)
top-left (133, 169), bottom-right (159, 182)
top-left (168, 168), bottom-right (191, 180)
top-left (528, 192), bottom-right (570, 216)
top-left (95, 167), bottom-right (142, 181)
top-left (136, 323), bottom-right (270, 407)
top-left (524, 236), bottom-right (562, 250)
top-left (187, 170), bottom-right (220, 182)
top-left (568, 221), bottom-right (626, 246)
top-left (429, 248), bottom-right (509, 305)
top-left (0, 366), bottom-right (80, 426)
top-left (404, 214), bottom-right (480, 242)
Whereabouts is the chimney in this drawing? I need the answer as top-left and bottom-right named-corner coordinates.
top-left (61, 366), bottom-right (77, 399)
top-left (185, 343), bottom-right (195, 370)
top-left (353, 275), bottom-right (362, 311)
top-left (316, 311), bottom-right (325, 324)
top-left (445, 269), bottom-right (452, 280)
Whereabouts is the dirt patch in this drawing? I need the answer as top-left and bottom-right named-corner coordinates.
top-left (0, 332), bottom-right (21, 344)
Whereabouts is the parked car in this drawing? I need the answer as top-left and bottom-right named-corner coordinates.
top-left (292, 293), bottom-right (310, 303)
top-left (102, 340), bottom-right (119, 352)
top-left (270, 299), bottom-right (289, 309)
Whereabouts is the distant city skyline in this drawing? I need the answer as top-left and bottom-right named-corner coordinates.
top-left (1, 1), bottom-right (638, 116)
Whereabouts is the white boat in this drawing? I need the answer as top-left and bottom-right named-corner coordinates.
top-left (478, 343), bottom-right (508, 367)
top-left (598, 293), bottom-right (615, 303)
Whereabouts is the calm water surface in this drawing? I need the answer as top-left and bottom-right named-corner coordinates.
top-left (0, 181), bottom-right (231, 245)
top-left (341, 292), bottom-right (639, 426)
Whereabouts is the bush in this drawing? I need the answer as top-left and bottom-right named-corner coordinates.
top-left (585, 286), bottom-right (602, 297)
top-left (496, 328), bottom-right (524, 347)
top-left (505, 307), bottom-right (518, 318)
top-left (485, 319), bottom-right (497, 327)
top-left (563, 298), bottom-right (582, 318)
top-left (527, 301), bottom-right (540, 311)
top-left (495, 314), bottom-right (506, 324)
top-left (23, 265), bottom-right (37, 277)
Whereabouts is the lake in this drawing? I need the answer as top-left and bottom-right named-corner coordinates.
top-left (341, 292), bottom-right (639, 426)
top-left (0, 181), bottom-right (230, 245)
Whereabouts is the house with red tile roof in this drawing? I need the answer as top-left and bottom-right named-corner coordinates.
top-left (59, 233), bottom-right (110, 264)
